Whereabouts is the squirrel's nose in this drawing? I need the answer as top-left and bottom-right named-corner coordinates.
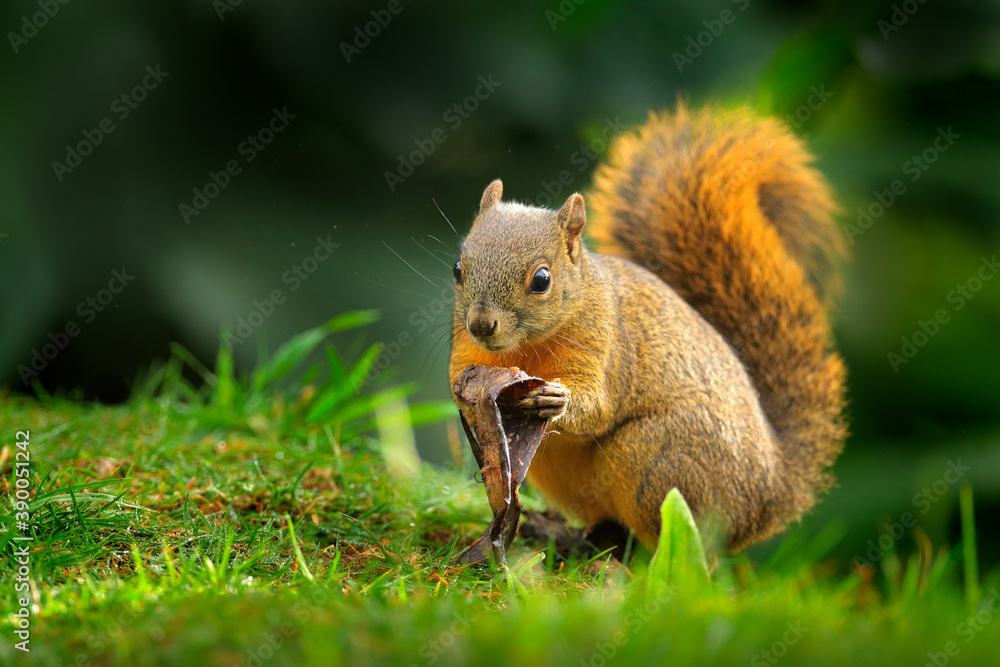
top-left (469, 317), bottom-right (498, 338)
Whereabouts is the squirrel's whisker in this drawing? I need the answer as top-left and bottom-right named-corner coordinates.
top-left (381, 240), bottom-right (442, 291)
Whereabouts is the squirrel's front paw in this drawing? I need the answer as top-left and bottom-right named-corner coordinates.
top-left (517, 382), bottom-right (569, 420)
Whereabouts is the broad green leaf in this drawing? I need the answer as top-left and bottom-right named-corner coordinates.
top-left (253, 310), bottom-right (378, 391)
top-left (647, 488), bottom-right (710, 597)
top-left (298, 363), bottom-right (323, 388)
top-left (322, 309), bottom-right (381, 333)
top-left (756, 29), bottom-right (853, 117)
top-left (404, 400), bottom-right (457, 428)
top-left (306, 342), bottom-right (384, 423)
top-left (331, 382), bottom-right (416, 425)
top-left (252, 327), bottom-right (331, 393)
top-left (334, 394), bottom-right (456, 440)
top-left (252, 310), bottom-right (379, 392)
top-left (326, 345), bottom-right (347, 384)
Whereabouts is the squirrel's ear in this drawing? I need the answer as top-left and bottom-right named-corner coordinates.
top-left (557, 192), bottom-right (587, 262)
top-left (479, 180), bottom-right (503, 214)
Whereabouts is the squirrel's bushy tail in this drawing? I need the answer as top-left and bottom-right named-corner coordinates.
top-left (587, 104), bottom-right (847, 519)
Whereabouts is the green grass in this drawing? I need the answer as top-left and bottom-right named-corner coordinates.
top-left (2, 314), bottom-right (999, 666)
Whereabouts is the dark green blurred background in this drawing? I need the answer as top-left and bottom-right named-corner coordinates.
top-left (2, 0), bottom-right (999, 567)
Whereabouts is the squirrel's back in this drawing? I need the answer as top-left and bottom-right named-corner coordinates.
top-left (587, 104), bottom-right (847, 524)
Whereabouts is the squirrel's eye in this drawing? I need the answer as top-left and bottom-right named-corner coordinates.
top-left (529, 267), bottom-right (551, 294)
top-left (453, 261), bottom-right (462, 284)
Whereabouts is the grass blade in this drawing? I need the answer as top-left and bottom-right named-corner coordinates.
top-left (213, 332), bottom-right (237, 408)
top-left (286, 514), bottom-right (315, 582)
top-left (961, 482), bottom-right (979, 611)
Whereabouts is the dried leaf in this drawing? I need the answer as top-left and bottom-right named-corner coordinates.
top-left (453, 365), bottom-right (550, 566)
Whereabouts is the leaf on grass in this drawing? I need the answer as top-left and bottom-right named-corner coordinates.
top-left (647, 488), bottom-right (711, 596)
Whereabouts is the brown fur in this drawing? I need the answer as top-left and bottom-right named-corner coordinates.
top-left (450, 104), bottom-right (846, 551)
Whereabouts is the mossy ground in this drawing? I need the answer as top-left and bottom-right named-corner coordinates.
top-left (2, 316), bottom-right (998, 666)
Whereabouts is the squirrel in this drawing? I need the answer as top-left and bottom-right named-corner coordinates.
top-left (449, 103), bottom-right (846, 552)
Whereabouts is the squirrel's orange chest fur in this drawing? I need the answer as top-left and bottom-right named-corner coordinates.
top-left (450, 331), bottom-right (567, 383)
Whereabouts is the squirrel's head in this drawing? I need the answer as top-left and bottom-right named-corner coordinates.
top-left (453, 179), bottom-right (588, 354)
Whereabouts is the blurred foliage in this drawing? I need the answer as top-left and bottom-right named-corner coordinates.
top-left (132, 309), bottom-right (453, 442)
top-left (1, 0), bottom-right (999, 566)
